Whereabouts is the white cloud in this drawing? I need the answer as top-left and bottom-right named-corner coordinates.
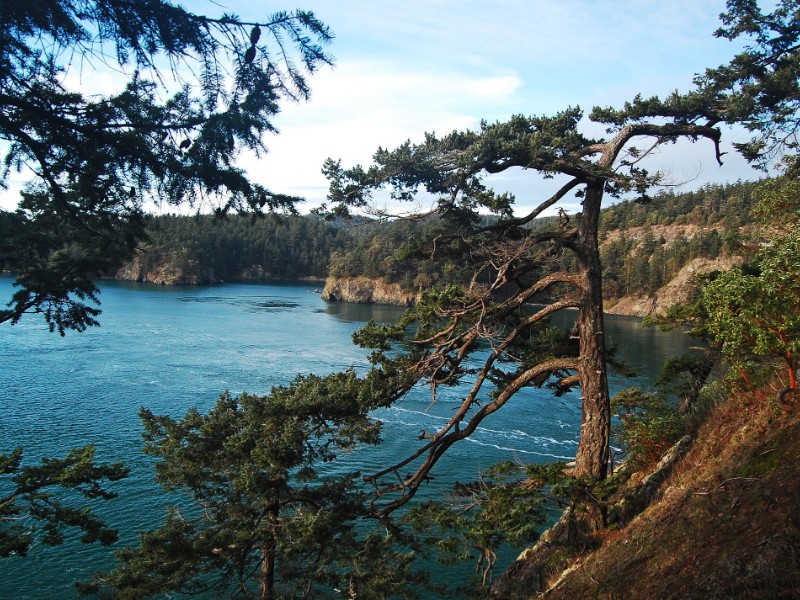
top-left (247, 60), bottom-right (525, 208)
top-left (0, 0), bottom-right (766, 214)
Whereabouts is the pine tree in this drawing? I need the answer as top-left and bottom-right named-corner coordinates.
top-left (80, 373), bottom-right (426, 599)
top-left (0, 1), bottom-right (332, 333)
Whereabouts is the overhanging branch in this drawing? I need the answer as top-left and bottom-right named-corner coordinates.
top-left (366, 356), bottom-right (579, 516)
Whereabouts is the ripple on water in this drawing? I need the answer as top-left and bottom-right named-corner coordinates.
top-left (0, 278), bottom-right (694, 597)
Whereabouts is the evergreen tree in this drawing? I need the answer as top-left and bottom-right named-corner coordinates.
top-left (697, 0), bottom-right (800, 170)
top-left (319, 104), bottom-right (725, 532)
top-left (81, 372), bottom-right (425, 599)
top-left (0, 0), bottom-right (334, 571)
top-left (648, 247), bottom-right (667, 293)
top-left (0, 445), bottom-right (128, 557)
top-left (0, 0), bottom-right (332, 333)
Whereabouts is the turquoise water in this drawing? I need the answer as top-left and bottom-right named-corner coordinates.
top-left (0, 278), bottom-right (695, 597)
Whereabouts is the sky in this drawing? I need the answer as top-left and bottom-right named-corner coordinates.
top-left (237, 0), bottom-right (764, 216)
top-left (2, 0), bottom-right (767, 216)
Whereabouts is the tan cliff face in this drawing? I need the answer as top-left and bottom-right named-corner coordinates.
top-left (605, 256), bottom-right (743, 317)
top-left (599, 219), bottom-right (751, 317)
top-left (321, 276), bottom-right (418, 306)
top-left (115, 254), bottom-right (218, 285)
top-left (322, 255), bottom-right (743, 318)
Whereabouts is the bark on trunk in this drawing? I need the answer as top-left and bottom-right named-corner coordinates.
top-left (574, 182), bottom-right (611, 482)
top-left (679, 351), bottom-right (717, 415)
top-left (260, 506), bottom-right (278, 600)
top-left (260, 541), bottom-right (275, 600)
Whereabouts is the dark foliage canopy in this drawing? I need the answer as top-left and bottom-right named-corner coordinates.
top-left (0, 445), bottom-right (128, 558)
top-left (80, 373), bottom-right (426, 599)
top-left (594, 0), bottom-right (800, 171)
top-left (129, 212), bottom-right (349, 281)
top-left (0, 0), bottom-right (332, 333)
top-left (0, 0), bottom-right (336, 570)
top-left (701, 0), bottom-right (800, 169)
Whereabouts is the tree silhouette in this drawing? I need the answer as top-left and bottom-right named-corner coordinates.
top-left (0, 1), bottom-right (332, 333)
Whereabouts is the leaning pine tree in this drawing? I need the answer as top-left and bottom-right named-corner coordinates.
top-left (321, 102), bottom-right (726, 526)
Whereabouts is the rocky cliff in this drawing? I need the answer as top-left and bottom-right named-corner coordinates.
top-left (321, 276), bottom-right (418, 306)
top-left (605, 255), bottom-right (743, 317)
top-left (321, 255), bottom-right (742, 317)
top-left (115, 254), bottom-right (218, 285)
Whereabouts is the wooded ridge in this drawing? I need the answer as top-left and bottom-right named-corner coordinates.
top-left (88, 179), bottom-right (763, 316)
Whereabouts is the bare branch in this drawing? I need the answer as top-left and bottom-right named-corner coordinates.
top-left (366, 357), bottom-right (579, 516)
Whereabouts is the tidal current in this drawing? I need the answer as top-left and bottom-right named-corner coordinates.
top-left (0, 278), bottom-right (694, 597)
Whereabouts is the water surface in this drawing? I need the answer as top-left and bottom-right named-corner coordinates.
top-left (0, 278), bottom-right (695, 597)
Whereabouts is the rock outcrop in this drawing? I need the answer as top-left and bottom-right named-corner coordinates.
top-left (322, 256), bottom-right (742, 317)
top-left (321, 276), bottom-right (418, 306)
top-left (115, 255), bottom-right (218, 285)
top-left (605, 255), bottom-right (743, 317)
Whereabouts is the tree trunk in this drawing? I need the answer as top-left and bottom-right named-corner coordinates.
top-left (260, 541), bottom-right (275, 600)
top-left (573, 182), bottom-right (611, 482)
top-left (679, 350), bottom-right (717, 415)
top-left (260, 506), bottom-right (278, 600)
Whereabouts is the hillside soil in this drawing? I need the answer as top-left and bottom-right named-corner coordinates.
top-left (498, 388), bottom-right (800, 599)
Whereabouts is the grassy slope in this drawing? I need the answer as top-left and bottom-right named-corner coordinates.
top-left (542, 391), bottom-right (800, 599)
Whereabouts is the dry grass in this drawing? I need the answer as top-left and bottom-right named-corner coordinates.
top-left (541, 389), bottom-right (800, 600)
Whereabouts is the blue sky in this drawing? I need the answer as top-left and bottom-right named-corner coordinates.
top-left (2, 0), bottom-right (766, 214)
top-left (235, 0), bottom-right (764, 215)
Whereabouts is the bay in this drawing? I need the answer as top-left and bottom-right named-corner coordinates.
top-left (0, 277), bottom-right (695, 597)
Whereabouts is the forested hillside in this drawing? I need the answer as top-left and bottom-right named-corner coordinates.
top-left (113, 213), bottom-right (349, 284)
top-left (598, 180), bottom-right (761, 306)
top-left (327, 179), bottom-right (763, 314)
top-left (102, 179), bottom-right (763, 308)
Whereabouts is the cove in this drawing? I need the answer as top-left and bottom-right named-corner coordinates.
top-left (0, 277), bottom-right (696, 597)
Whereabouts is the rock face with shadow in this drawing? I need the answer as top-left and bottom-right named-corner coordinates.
top-left (321, 276), bottom-right (418, 306)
